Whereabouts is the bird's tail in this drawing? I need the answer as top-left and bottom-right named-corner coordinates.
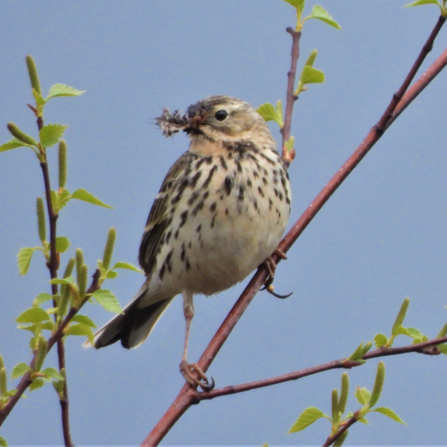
top-left (84, 287), bottom-right (175, 349)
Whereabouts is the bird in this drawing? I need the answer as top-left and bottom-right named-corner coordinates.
top-left (88, 95), bottom-right (292, 390)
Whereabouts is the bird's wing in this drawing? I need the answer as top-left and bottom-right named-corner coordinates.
top-left (139, 151), bottom-right (193, 275)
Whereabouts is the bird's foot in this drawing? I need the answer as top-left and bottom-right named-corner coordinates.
top-left (261, 249), bottom-right (293, 299)
top-left (180, 360), bottom-right (215, 391)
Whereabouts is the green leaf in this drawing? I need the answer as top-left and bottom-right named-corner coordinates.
top-left (355, 387), bottom-right (371, 405)
top-left (17, 247), bottom-right (41, 275)
top-left (18, 322), bottom-right (53, 333)
top-left (16, 308), bottom-right (51, 324)
top-left (357, 417), bottom-right (369, 425)
top-left (33, 293), bottom-right (53, 307)
top-left (29, 378), bottom-right (45, 392)
top-left (373, 407), bottom-right (407, 424)
top-left (309, 5), bottom-right (341, 29)
top-left (65, 323), bottom-right (95, 345)
top-left (71, 189), bottom-right (113, 208)
top-left (407, 327), bottom-right (423, 340)
top-left (41, 367), bottom-right (64, 381)
top-left (405, 0), bottom-right (440, 7)
top-left (46, 83), bottom-right (86, 100)
top-left (300, 66), bottom-right (325, 85)
top-left (106, 270), bottom-right (118, 279)
top-left (91, 289), bottom-right (123, 314)
top-left (437, 344), bottom-right (447, 355)
top-left (71, 314), bottom-right (97, 328)
top-left (288, 407), bottom-right (326, 433)
top-left (282, 0), bottom-right (305, 13)
top-left (11, 363), bottom-right (31, 379)
top-left (0, 138), bottom-right (31, 153)
top-left (56, 236), bottom-right (71, 253)
top-left (257, 103), bottom-right (283, 127)
top-left (393, 325), bottom-right (410, 337)
top-left (112, 262), bottom-right (143, 273)
top-left (0, 435), bottom-right (8, 447)
top-left (39, 124), bottom-right (68, 148)
top-left (51, 189), bottom-right (72, 213)
top-left (374, 333), bottom-right (388, 348)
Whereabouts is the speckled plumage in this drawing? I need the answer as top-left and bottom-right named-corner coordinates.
top-left (91, 96), bottom-right (291, 380)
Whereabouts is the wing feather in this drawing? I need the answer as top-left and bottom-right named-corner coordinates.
top-left (138, 151), bottom-right (194, 274)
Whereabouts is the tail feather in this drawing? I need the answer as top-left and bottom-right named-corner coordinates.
top-left (85, 289), bottom-right (175, 349)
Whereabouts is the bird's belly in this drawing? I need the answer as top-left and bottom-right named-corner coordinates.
top-left (148, 152), bottom-right (291, 297)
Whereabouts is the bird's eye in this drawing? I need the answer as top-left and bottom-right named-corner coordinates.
top-left (214, 109), bottom-right (229, 121)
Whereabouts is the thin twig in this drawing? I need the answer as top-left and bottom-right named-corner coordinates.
top-left (0, 270), bottom-right (100, 427)
top-left (281, 27), bottom-right (301, 162)
top-left (322, 415), bottom-right (357, 447)
top-left (196, 336), bottom-right (447, 401)
top-left (142, 15), bottom-right (447, 446)
top-left (38, 109), bottom-right (74, 446)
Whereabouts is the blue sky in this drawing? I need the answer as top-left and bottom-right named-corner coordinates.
top-left (1, 0), bottom-right (447, 445)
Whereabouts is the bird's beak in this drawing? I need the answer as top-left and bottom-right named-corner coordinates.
top-left (184, 103), bottom-right (207, 135)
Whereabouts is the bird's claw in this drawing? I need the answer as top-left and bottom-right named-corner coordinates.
top-left (260, 249), bottom-right (292, 299)
top-left (180, 360), bottom-right (215, 391)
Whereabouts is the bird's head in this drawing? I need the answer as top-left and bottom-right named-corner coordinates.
top-left (184, 95), bottom-right (275, 147)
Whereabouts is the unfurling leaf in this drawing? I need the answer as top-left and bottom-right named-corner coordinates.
top-left (112, 262), bottom-right (143, 273)
top-left (46, 84), bottom-right (86, 100)
top-left (374, 333), bottom-right (388, 348)
top-left (65, 324), bottom-right (95, 345)
top-left (29, 378), bottom-right (45, 392)
top-left (41, 367), bottom-right (64, 381)
top-left (405, 0), bottom-right (440, 7)
top-left (39, 124), bottom-right (68, 148)
top-left (0, 138), bottom-right (32, 153)
top-left (16, 308), bottom-right (51, 324)
top-left (282, 0), bottom-right (305, 13)
top-left (309, 5), bottom-right (341, 29)
top-left (71, 314), bottom-right (96, 328)
top-left (56, 236), bottom-right (70, 253)
top-left (17, 247), bottom-right (42, 275)
top-left (257, 103), bottom-right (284, 127)
top-left (354, 386), bottom-right (370, 405)
top-left (373, 407), bottom-right (407, 424)
top-left (71, 189), bottom-right (113, 208)
top-left (11, 363), bottom-right (31, 380)
top-left (300, 66), bottom-right (325, 85)
top-left (91, 289), bottom-right (123, 314)
top-left (33, 293), bottom-right (53, 307)
top-left (288, 407), bottom-right (326, 433)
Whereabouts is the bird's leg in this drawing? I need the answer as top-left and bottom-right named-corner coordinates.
top-left (261, 248), bottom-right (293, 299)
top-left (179, 290), bottom-right (215, 391)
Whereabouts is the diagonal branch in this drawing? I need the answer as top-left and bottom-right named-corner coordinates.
top-left (142, 14), bottom-right (447, 446)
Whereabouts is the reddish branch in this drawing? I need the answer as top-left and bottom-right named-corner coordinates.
top-left (142, 15), bottom-right (447, 446)
top-left (195, 335), bottom-right (447, 401)
top-left (37, 105), bottom-right (74, 446)
top-left (0, 270), bottom-right (100, 427)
